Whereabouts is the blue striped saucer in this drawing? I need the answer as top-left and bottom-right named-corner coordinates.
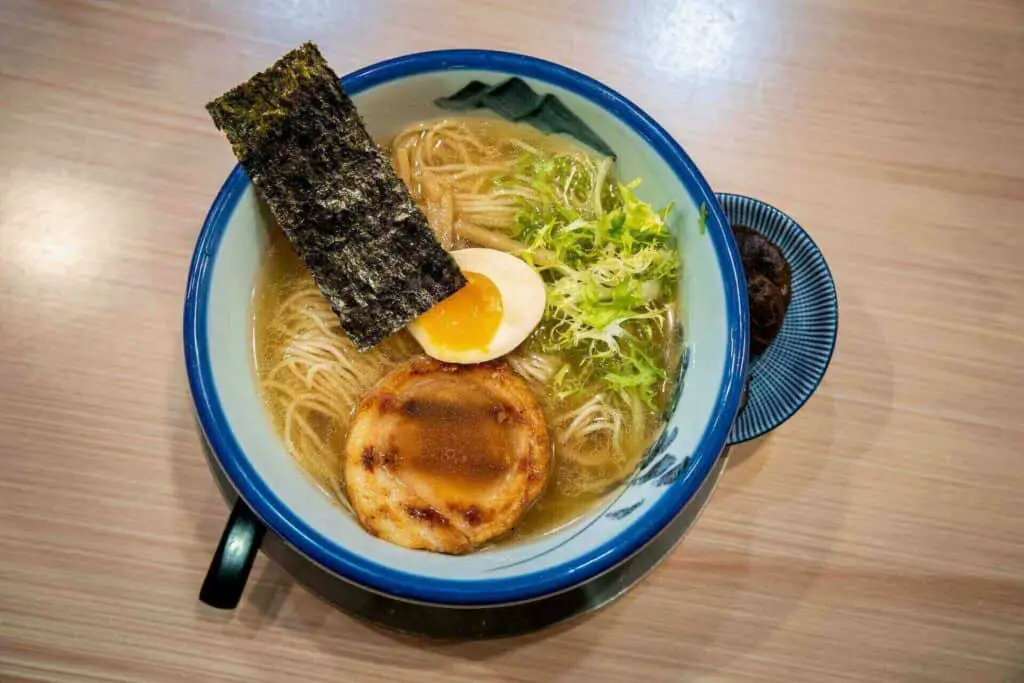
top-left (717, 193), bottom-right (839, 444)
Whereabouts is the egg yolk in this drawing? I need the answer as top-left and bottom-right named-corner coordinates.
top-left (416, 271), bottom-right (503, 351)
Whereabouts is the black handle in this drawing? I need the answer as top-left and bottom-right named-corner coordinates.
top-left (199, 499), bottom-right (265, 609)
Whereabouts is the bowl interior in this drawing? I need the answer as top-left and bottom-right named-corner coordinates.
top-left (190, 54), bottom-right (745, 604)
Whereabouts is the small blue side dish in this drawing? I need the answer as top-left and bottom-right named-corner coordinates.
top-left (717, 193), bottom-right (839, 444)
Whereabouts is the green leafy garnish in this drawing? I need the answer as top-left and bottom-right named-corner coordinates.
top-left (503, 152), bottom-right (679, 408)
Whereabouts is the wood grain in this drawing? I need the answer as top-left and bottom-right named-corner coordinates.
top-left (2, 1), bottom-right (1023, 681)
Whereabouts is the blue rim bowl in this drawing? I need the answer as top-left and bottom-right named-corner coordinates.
top-left (184, 49), bottom-right (749, 606)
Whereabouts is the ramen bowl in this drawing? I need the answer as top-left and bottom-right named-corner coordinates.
top-left (185, 50), bottom-right (749, 608)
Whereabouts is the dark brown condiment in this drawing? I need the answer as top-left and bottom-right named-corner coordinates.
top-left (733, 226), bottom-right (792, 356)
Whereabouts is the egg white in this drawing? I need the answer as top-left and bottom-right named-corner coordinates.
top-left (408, 248), bottom-right (546, 364)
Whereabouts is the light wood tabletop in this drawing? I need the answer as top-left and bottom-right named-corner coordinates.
top-left (2, 1), bottom-right (1023, 681)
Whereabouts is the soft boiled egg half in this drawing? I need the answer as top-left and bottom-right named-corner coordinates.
top-left (408, 248), bottom-right (546, 364)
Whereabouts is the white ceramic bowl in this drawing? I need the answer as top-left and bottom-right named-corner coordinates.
top-left (185, 50), bottom-right (748, 606)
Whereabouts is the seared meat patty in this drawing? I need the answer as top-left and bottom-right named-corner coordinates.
top-left (344, 357), bottom-right (550, 554)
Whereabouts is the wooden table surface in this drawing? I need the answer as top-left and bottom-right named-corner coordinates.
top-left (3, 1), bottom-right (1023, 681)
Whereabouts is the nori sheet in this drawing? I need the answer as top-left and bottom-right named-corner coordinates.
top-left (207, 42), bottom-right (465, 350)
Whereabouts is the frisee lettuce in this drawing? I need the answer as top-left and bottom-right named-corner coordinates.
top-left (501, 152), bottom-right (679, 408)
